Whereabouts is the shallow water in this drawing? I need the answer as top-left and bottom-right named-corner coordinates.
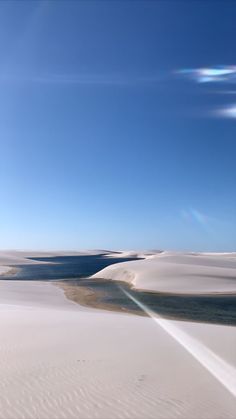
top-left (66, 277), bottom-right (236, 326)
top-left (1, 254), bottom-right (140, 280)
top-left (1, 255), bottom-right (236, 326)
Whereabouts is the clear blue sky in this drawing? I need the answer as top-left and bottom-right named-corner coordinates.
top-left (1, 1), bottom-right (236, 251)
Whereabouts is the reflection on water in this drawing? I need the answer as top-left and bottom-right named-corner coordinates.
top-left (1, 255), bottom-right (236, 326)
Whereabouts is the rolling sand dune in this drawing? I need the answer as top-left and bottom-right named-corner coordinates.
top-left (0, 279), bottom-right (235, 418)
top-left (104, 250), bottom-right (162, 259)
top-left (0, 251), bottom-right (236, 418)
top-left (93, 251), bottom-right (236, 294)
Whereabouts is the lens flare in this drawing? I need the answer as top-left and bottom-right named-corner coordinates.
top-left (191, 209), bottom-right (208, 226)
top-left (180, 208), bottom-right (212, 233)
top-left (120, 286), bottom-right (236, 398)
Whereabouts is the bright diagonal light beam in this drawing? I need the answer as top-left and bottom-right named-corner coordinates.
top-left (120, 286), bottom-right (236, 398)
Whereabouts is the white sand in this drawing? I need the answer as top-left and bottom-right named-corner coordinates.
top-left (0, 278), bottom-right (235, 418)
top-left (104, 250), bottom-right (162, 259)
top-left (0, 266), bottom-right (11, 275)
top-left (93, 251), bottom-right (236, 294)
top-left (0, 251), bottom-right (236, 418)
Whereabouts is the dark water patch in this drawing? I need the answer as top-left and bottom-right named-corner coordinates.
top-left (63, 278), bottom-right (236, 326)
top-left (0, 255), bottom-right (141, 281)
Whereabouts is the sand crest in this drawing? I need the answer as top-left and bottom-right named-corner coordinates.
top-left (93, 251), bottom-right (236, 294)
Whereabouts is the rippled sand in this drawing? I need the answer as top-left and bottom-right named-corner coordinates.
top-left (0, 279), bottom-right (235, 419)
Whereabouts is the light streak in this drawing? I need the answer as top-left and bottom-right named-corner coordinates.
top-left (121, 287), bottom-right (236, 398)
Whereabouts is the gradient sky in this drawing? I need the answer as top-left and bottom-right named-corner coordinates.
top-left (1, 1), bottom-right (236, 251)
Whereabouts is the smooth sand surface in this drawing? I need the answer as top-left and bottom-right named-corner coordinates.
top-left (93, 251), bottom-right (236, 294)
top-left (0, 278), bottom-right (236, 418)
top-left (0, 280), bottom-right (79, 310)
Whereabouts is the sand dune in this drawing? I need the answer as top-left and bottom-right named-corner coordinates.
top-left (0, 279), bottom-right (235, 419)
top-left (105, 250), bottom-right (162, 259)
top-left (0, 251), bottom-right (236, 418)
top-left (93, 251), bottom-right (236, 294)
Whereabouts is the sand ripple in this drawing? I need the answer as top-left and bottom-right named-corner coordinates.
top-left (0, 300), bottom-right (236, 419)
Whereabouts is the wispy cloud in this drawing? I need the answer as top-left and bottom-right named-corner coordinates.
top-left (175, 65), bottom-right (236, 119)
top-left (210, 90), bottom-right (236, 95)
top-left (176, 65), bottom-right (236, 84)
top-left (0, 73), bottom-right (162, 86)
top-left (216, 104), bottom-right (236, 119)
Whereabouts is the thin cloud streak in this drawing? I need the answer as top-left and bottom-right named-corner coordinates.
top-left (216, 104), bottom-right (236, 119)
top-left (176, 66), bottom-right (236, 84)
top-left (0, 73), bottom-right (162, 86)
top-left (175, 64), bottom-right (236, 119)
top-left (210, 90), bottom-right (236, 95)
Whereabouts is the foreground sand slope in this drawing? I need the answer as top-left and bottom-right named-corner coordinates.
top-left (0, 280), bottom-right (235, 419)
top-left (93, 251), bottom-right (236, 294)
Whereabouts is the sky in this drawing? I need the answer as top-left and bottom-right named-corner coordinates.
top-left (0, 0), bottom-right (236, 251)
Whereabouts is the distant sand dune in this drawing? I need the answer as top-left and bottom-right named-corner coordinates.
top-left (93, 251), bottom-right (236, 294)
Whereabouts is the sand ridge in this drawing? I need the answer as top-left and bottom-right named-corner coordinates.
top-left (93, 251), bottom-right (236, 294)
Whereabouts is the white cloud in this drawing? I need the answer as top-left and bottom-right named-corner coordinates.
top-left (217, 104), bottom-right (236, 119)
top-left (177, 66), bottom-right (236, 83)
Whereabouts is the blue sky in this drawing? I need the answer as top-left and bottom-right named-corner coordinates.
top-left (1, 1), bottom-right (236, 251)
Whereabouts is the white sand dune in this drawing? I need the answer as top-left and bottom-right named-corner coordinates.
top-left (93, 251), bottom-right (236, 294)
top-left (0, 251), bottom-right (236, 418)
top-left (0, 279), bottom-right (235, 419)
top-left (0, 251), bottom-right (54, 267)
top-left (105, 250), bottom-right (162, 259)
